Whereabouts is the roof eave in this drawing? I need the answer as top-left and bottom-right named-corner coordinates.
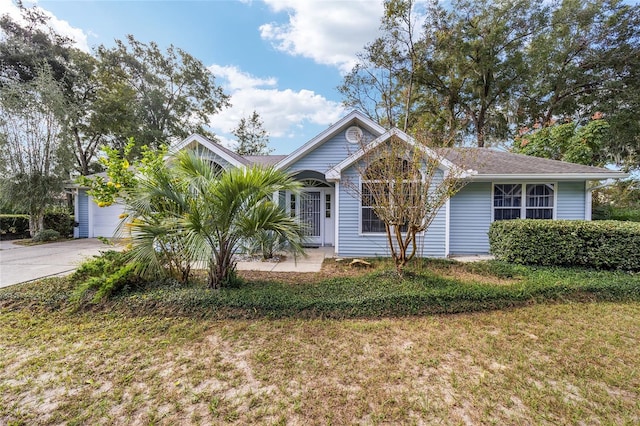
top-left (470, 172), bottom-right (629, 180)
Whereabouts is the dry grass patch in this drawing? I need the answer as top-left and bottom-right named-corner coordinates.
top-left (1, 302), bottom-right (639, 425)
top-left (416, 261), bottom-right (522, 286)
top-left (238, 257), bottom-right (379, 284)
top-left (239, 257), bottom-right (521, 286)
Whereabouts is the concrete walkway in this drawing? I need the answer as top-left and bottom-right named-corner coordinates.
top-left (449, 254), bottom-right (495, 263)
top-left (236, 247), bottom-right (334, 273)
top-left (0, 238), bottom-right (118, 288)
top-left (0, 240), bottom-right (333, 288)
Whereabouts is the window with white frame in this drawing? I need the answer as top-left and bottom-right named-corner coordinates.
top-left (493, 183), bottom-right (554, 220)
top-left (361, 183), bottom-right (387, 233)
top-left (526, 184), bottom-right (554, 219)
top-left (361, 158), bottom-right (422, 234)
top-left (494, 184), bottom-right (522, 220)
top-left (204, 159), bottom-right (223, 174)
top-left (289, 193), bottom-right (296, 217)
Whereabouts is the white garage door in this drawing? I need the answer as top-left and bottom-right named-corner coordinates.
top-left (91, 201), bottom-right (126, 238)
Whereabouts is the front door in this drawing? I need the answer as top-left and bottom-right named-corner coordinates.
top-left (300, 191), bottom-right (321, 246)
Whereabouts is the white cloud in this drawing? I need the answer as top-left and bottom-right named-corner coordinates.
top-left (0, 0), bottom-right (91, 52)
top-left (259, 0), bottom-right (384, 73)
top-left (209, 64), bottom-right (277, 91)
top-left (208, 64), bottom-right (345, 147)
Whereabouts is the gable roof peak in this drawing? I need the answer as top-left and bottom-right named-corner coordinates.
top-left (174, 133), bottom-right (249, 167)
top-left (275, 110), bottom-right (387, 170)
top-left (326, 127), bottom-right (460, 181)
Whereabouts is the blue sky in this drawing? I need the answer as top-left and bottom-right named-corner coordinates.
top-left (1, 0), bottom-right (388, 154)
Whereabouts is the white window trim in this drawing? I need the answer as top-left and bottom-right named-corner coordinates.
top-left (491, 182), bottom-right (558, 221)
top-left (445, 197), bottom-right (450, 256)
top-left (287, 192), bottom-right (297, 217)
top-left (358, 175), bottom-right (426, 236)
top-left (359, 177), bottom-right (387, 235)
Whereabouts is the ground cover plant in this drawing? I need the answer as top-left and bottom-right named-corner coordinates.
top-left (0, 259), bottom-right (639, 424)
top-left (2, 256), bottom-right (639, 319)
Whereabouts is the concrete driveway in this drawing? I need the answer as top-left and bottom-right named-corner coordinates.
top-left (0, 239), bottom-right (118, 288)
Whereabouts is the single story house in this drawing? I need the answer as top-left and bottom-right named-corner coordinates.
top-left (72, 111), bottom-right (627, 257)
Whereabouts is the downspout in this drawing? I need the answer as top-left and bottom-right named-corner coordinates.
top-left (334, 182), bottom-right (340, 256)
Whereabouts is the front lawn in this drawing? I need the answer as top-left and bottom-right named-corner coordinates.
top-left (1, 259), bottom-right (639, 424)
top-left (1, 258), bottom-right (639, 319)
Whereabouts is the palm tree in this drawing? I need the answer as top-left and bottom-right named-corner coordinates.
top-left (123, 150), bottom-right (304, 288)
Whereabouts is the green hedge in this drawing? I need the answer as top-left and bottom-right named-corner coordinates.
top-left (593, 205), bottom-right (640, 222)
top-left (488, 219), bottom-right (640, 271)
top-left (0, 212), bottom-right (74, 240)
top-left (43, 212), bottom-right (74, 237)
top-left (0, 215), bottom-right (30, 240)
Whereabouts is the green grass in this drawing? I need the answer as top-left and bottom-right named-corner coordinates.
top-left (0, 303), bottom-right (638, 424)
top-left (0, 259), bottom-right (639, 424)
top-left (1, 259), bottom-right (639, 319)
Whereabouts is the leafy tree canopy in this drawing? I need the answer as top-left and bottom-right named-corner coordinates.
top-left (0, 2), bottom-right (74, 86)
top-left (341, 0), bottom-right (640, 168)
top-left (512, 114), bottom-right (610, 167)
top-left (0, 68), bottom-right (73, 235)
top-left (1, 4), bottom-right (230, 175)
top-left (96, 35), bottom-right (230, 152)
top-left (232, 110), bottom-right (273, 156)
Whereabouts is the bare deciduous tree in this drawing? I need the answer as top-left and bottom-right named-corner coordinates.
top-left (344, 131), bottom-right (472, 274)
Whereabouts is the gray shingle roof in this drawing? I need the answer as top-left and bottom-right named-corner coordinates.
top-left (243, 155), bottom-right (288, 166)
top-left (443, 148), bottom-right (622, 176)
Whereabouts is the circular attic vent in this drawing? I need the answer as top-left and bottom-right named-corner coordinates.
top-left (345, 126), bottom-right (363, 144)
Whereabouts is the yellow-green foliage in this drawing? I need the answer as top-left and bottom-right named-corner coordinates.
top-left (76, 138), bottom-right (167, 207)
top-left (71, 250), bottom-right (143, 303)
top-left (513, 118), bottom-right (609, 166)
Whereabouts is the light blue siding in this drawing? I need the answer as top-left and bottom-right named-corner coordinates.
top-left (450, 182), bottom-right (492, 254)
top-left (449, 180), bottom-right (587, 255)
top-left (556, 181), bottom-right (586, 219)
top-left (77, 190), bottom-right (89, 238)
top-left (287, 129), bottom-right (376, 173)
top-left (336, 167), bottom-right (447, 258)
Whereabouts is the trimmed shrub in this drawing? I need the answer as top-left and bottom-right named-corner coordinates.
top-left (0, 215), bottom-right (30, 240)
top-left (610, 208), bottom-right (640, 222)
top-left (489, 219), bottom-right (640, 270)
top-left (43, 212), bottom-right (74, 237)
top-left (0, 212), bottom-right (73, 239)
top-left (592, 205), bottom-right (613, 220)
top-left (32, 229), bottom-right (61, 242)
